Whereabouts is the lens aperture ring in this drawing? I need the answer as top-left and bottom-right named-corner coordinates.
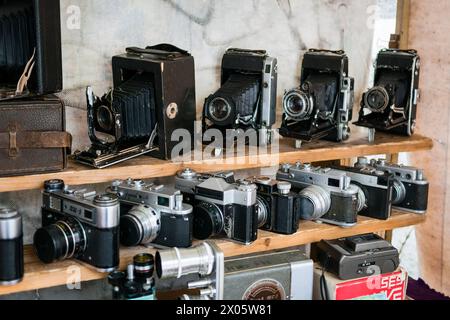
top-left (299, 185), bottom-right (331, 220)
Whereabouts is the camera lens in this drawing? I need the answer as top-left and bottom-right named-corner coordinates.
top-left (298, 185), bottom-right (331, 220)
top-left (283, 89), bottom-right (313, 120)
top-left (194, 202), bottom-right (224, 240)
top-left (353, 185), bottom-right (367, 213)
top-left (365, 86), bottom-right (390, 112)
top-left (392, 179), bottom-right (407, 205)
top-left (96, 105), bottom-right (115, 132)
top-left (208, 98), bottom-right (231, 122)
top-left (133, 253), bottom-right (154, 282)
top-left (33, 218), bottom-right (87, 263)
top-left (256, 196), bottom-right (269, 228)
top-left (155, 242), bottom-right (215, 280)
top-left (0, 208), bottom-right (24, 286)
top-left (120, 205), bottom-right (161, 246)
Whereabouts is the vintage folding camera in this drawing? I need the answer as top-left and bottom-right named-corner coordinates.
top-left (156, 242), bottom-right (314, 300)
top-left (331, 161), bottom-right (395, 220)
top-left (175, 172), bottom-right (258, 245)
top-left (245, 177), bottom-right (301, 235)
top-left (280, 49), bottom-right (354, 146)
top-left (277, 163), bottom-right (360, 227)
top-left (108, 253), bottom-right (155, 300)
top-left (355, 49), bottom-right (421, 139)
top-left (74, 44), bottom-right (196, 168)
top-left (106, 179), bottom-right (193, 248)
top-left (33, 179), bottom-right (120, 272)
top-left (0, 0), bottom-right (62, 100)
top-left (311, 233), bottom-right (400, 280)
top-left (357, 158), bottom-right (429, 214)
top-left (202, 48), bottom-right (278, 146)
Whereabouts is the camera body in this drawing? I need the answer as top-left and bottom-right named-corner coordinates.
top-left (34, 180), bottom-right (120, 272)
top-left (107, 179), bottom-right (193, 248)
top-left (175, 170), bottom-right (258, 245)
top-left (75, 44), bottom-right (196, 168)
top-left (246, 177), bottom-right (300, 235)
top-left (202, 48), bottom-right (278, 146)
top-left (357, 158), bottom-right (429, 214)
top-left (280, 49), bottom-right (354, 143)
top-left (277, 163), bottom-right (360, 227)
top-left (331, 162), bottom-right (394, 220)
top-left (0, 208), bottom-right (24, 286)
top-left (355, 49), bottom-right (420, 136)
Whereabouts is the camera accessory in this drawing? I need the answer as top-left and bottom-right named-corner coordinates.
top-left (156, 243), bottom-right (314, 300)
top-left (108, 253), bottom-right (155, 300)
top-left (202, 48), bottom-right (278, 146)
top-left (355, 49), bottom-right (421, 140)
top-left (74, 44), bottom-right (196, 168)
top-left (311, 233), bottom-right (400, 280)
top-left (0, 0), bottom-right (62, 100)
top-left (246, 177), bottom-right (301, 235)
top-left (34, 179), bottom-right (120, 272)
top-left (0, 208), bottom-right (24, 286)
top-left (277, 163), bottom-right (359, 227)
top-left (331, 160), bottom-right (395, 220)
top-left (107, 179), bottom-right (193, 248)
top-left (357, 158), bottom-right (429, 214)
top-left (280, 49), bottom-right (354, 145)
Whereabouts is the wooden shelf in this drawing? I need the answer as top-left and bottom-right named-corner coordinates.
top-left (0, 211), bottom-right (425, 296)
top-left (0, 132), bottom-right (433, 193)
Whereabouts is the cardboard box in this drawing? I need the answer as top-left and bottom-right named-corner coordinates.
top-left (313, 264), bottom-right (408, 300)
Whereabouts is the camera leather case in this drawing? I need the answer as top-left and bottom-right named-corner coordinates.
top-left (0, 0), bottom-right (62, 100)
top-left (0, 95), bottom-right (71, 177)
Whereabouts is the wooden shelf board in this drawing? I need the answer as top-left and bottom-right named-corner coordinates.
top-left (0, 133), bottom-right (433, 193)
top-left (0, 211), bottom-right (425, 296)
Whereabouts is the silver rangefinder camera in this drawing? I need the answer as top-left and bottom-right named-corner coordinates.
top-left (277, 163), bottom-right (361, 227)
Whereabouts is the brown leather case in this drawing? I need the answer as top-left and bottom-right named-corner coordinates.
top-left (0, 95), bottom-right (71, 177)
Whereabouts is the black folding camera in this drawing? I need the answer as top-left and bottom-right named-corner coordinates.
top-left (175, 170), bottom-right (258, 245)
top-left (107, 179), bottom-right (193, 248)
top-left (280, 49), bottom-right (354, 145)
top-left (0, 0), bottom-right (62, 100)
top-left (202, 48), bottom-right (278, 146)
top-left (312, 233), bottom-right (400, 280)
top-left (33, 179), bottom-right (120, 272)
top-left (246, 177), bottom-right (301, 235)
top-left (355, 49), bottom-right (421, 138)
top-left (331, 160), bottom-right (395, 220)
top-left (74, 44), bottom-right (196, 168)
top-left (357, 158), bottom-right (429, 214)
top-left (277, 163), bottom-right (360, 228)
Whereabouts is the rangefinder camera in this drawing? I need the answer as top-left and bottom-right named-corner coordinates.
top-left (356, 158), bottom-right (429, 214)
top-left (34, 179), bottom-right (120, 272)
top-left (245, 177), bottom-right (301, 235)
top-left (355, 49), bottom-right (421, 139)
top-left (175, 170), bottom-right (258, 245)
top-left (280, 49), bottom-right (354, 145)
top-left (107, 179), bottom-right (193, 248)
top-left (277, 163), bottom-right (360, 227)
top-left (331, 160), bottom-right (395, 220)
top-left (202, 48), bottom-right (278, 146)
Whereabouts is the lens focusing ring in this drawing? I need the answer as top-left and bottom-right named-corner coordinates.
top-left (299, 185), bottom-right (331, 220)
top-left (194, 202), bottom-right (224, 240)
top-left (364, 86), bottom-right (390, 113)
top-left (283, 88), bottom-right (313, 120)
top-left (120, 205), bottom-right (161, 246)
top-left (392, 179), bottom-right (407, 205)
top-left (353, 185), bottom-right (367, 213)
top-left (256, 196), bottom-right (269, 228)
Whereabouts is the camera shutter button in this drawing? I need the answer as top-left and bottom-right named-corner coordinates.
top-left (277, 182), bottom-right (291, 195)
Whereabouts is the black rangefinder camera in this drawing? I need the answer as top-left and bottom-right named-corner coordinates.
top-left (356, 158), bottom-right (429, 214)
top-left (202, 48), bottom-right (278, 146)
top-left (355, 49), bottom-right (421, 139)
top-left (74, 44), bottom-right (196, 168)
top-left (34, 179), bottom-right (120, 272)
top-left (175, 170), bottom-right (258, 245)
top-left (280, 49), bottom-right (354, 146)
top-left (107, 179), bottom-right (193, 248)
top-left (277, 163), bottom-right (360, 228)
top-left (245, 177), bottom-right (301, 235)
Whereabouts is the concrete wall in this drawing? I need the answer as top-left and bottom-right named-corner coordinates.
top-left (408, 0), bottom-right (450, 296)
